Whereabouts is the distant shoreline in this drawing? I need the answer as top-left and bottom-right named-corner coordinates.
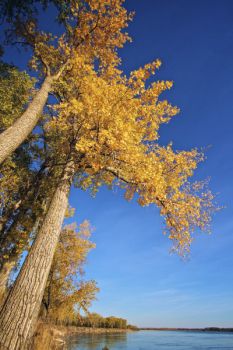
top-left (66, 326), bottom-right (130, 335)
top-left (139, 327), bottom-right (233, 332)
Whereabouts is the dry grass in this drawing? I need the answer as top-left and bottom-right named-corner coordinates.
top-left (32, 322), bottom-right (67, 350)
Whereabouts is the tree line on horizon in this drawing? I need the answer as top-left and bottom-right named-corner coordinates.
top-left (0, 0), bottom-right (217, 349)
top-left (44, 313), bottom-right (128, 330)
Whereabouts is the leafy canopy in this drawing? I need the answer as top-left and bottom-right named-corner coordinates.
top-left (44, 57), bottom-right (217, 255)
top-left (1, 0), bottom-right (132, 79)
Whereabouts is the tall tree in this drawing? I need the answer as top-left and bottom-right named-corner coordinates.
top-left (0, 0), bottom-right (132, 164)
top-left (0, 56), bottom-right (216, 349)
top-left (0, 61), bottom-right (35, 234)
top-left (0, 61), bottom-right (64, 304)
top-left (0, 160), bottom-right (60, 305)
top-left (0, 62), bottom-right (36, 303)
top-left (0, 155), bottom-right (74, 349)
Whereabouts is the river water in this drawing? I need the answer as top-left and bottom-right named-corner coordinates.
top-left (67, 330), bottom-right (233, 349)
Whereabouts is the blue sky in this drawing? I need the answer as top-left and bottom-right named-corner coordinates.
top-left (3, 0), bottom-right (233, 327)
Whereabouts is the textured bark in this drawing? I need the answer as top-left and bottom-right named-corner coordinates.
top-left (0, 262), bottom-right (15, 306)
top-left (0, 159), bottom-right (74, 350)
top-left (0, 76), bottom-right (53, 165)
top-left (0, 216), bottom-right (43, 307)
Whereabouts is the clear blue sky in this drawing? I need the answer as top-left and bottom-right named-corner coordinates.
top-left (3, 0), bottom-right (233, 328)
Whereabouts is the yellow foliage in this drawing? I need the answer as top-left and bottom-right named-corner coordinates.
top-left (16, 0), bottom-right (133, 79)
top-left (45, 55), bottom-right (217, 255)
top-left (42, 222), bottom-right (98, 321)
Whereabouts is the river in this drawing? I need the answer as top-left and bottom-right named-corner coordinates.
top-left (67, 330), bottom-right (233, 349)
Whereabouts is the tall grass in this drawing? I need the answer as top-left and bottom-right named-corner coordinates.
top-left (32, 322), bottom-right (67, 350)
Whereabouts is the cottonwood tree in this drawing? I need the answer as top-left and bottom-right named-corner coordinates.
top-left (0, 54), bottom-right (216, 349)
top-left (0, 160), bottom-right (60, 305)
top-left (0, 61), bottom-right (35, 237)
top-left (0, 61), bottom-right (64, 304)
top-left (0, 138), bottom-right (70, 301)
top-left (0, 62), bottom-right (36, 302)
top-left (0, 0), bottom-right (132, 164)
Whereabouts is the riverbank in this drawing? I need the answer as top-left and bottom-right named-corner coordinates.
top-left (33, 321), bottom-right (131, 350)
top-left (66, 326), bottom-right (130, 335)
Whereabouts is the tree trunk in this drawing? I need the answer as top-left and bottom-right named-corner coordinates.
top-left (0, 216), bottom-right (45, 309)
top-left (0, 262), bottom-right (15, 306)
top-left (0, 159), bottom-right (74, 350)
top-left (0, 76), bottom-right (53, 165)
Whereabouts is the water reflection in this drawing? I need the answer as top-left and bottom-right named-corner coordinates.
top-left (67, 331), bottom-right (233, 350)
top-left (67, 332), bottom-right (127, 350)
